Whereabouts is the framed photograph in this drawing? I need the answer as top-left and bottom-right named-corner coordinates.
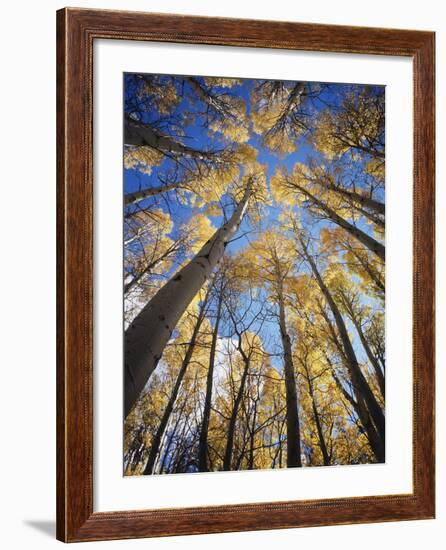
top-left (56, 8), bottom-right (435, 542)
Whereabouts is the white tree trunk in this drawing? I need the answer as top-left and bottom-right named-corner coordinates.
top-left (125, 181), bottom-right (180, 205)
top-left (125, 117), bottom-right (212, 159)
top-left (291, 180), bottom-right (385, 261)
top-left (277, 287), bottom-right (302, 468)
top-left (124, 179), bottom-right (253, 417)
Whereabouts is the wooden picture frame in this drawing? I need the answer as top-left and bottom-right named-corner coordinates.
top-left (56, 7), bottom-right (435, 542)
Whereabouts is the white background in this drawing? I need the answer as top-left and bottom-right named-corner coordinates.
top-left (0, 0), bottom-right (444, 548)
top-left (95, 41), bottom-right (413, 511)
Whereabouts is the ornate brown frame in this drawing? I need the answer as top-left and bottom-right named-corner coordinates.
top-left (56, 7), bottom-right (435, 542)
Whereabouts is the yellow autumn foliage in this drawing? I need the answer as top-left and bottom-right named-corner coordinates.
top-left (123, 145), bottom-right (164, 175)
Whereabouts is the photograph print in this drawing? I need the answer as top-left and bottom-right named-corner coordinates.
top-left (123, 74), bottom-right (385, 476)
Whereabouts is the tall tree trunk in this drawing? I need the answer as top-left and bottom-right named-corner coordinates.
top-left (299, 238), bottom-right (385, 444)
top-left (186, 77), bottom-right (238, 120)
top-left (319, 307), bottom-right (383, 462)
top-left (143, 298), bottom-right (208, 475)
top-left (269, 82), bottom-right (306, 132)
top-left (124, 179), bottom-right (253, 417)
top-left (290, 180), bottom-right (385, 260)
top-left (247, 398), bottom-right (259, 470)
top-left (302, 364), bottom-right (330, 466)
top-left (347, 245), bottom-right (385, 295)
top-left (325, 183), bottom-right (385, 216)
top-left (277, 285), bottom-right (302, 468)
top-left (330, 362), bottom-right (384, 461)
top-left (158, 408), bottom-right (183, 473)
top-left (351, 203), bottom-right (385, 228)
top-left (198, 289), bottom-right (224, 472)
top-left (340, 292), bottom-right (385, 399)
top-left (223, 339), bottom-right (251, 471)
top-left (354, 390), bottom-right (385, 461)
top-left (168, 402), bottom-right (191, 473)
top-left (125, 117), bottom-right (215, 159)
top-left (125, 181), bottom-right (180, 206)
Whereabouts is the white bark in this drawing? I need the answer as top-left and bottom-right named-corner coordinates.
top-left (124, 179), bottom-right (253, 417)
top-left (290, 179), bottom-right (385, 261)
top-left (125, 181), bottom-right (180, 205)
top-left (125, 117), bottom-right (211, 159)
